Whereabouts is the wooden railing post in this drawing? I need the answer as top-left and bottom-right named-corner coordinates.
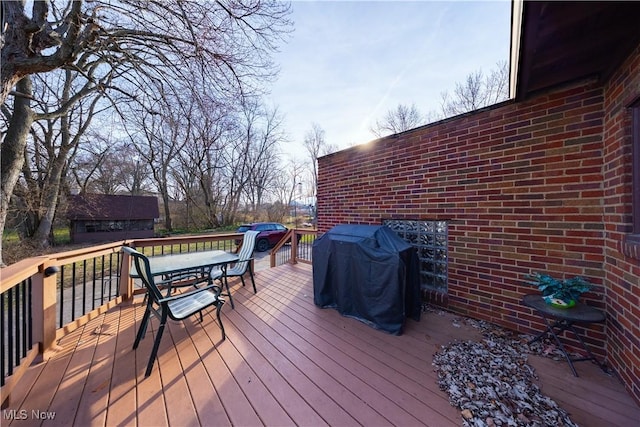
top-left (32, 258), bottom-right (60, 359)
top-left (119, 248), bottom-right (134, 299)
top-left (290, 229), bottom-right (298, 264)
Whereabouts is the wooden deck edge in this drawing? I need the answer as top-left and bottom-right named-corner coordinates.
top-left (55, 297), bottom-right (124, 340)
top-left (1, 344), bottom-right (39, 409)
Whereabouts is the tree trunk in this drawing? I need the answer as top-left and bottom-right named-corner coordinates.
top-left (30, 147), bottom-right (69, 248)
top-left (0, 77), bottom-right (34, 265)
top-left (0, 3), bottom-right (32, 105)
top-left (0, 1), bottom-right (85, 106)
top-left (162, 191), bottom-right (172, 231)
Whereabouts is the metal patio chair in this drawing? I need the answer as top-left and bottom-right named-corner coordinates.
top-left (209, 229), bottom-right (259, 308)
top-left (123, 246), bottom-right (226, 377)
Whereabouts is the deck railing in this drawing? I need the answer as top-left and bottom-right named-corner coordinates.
top-left (0, 232), bottom-right (241, 406)
top-left (270, 228), bottom-right (318, 267)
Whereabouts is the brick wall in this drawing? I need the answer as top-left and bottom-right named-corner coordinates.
top-left (601, 42), bottom-right (640, 403)
top-left (317, 44), bottom-right (640, 403)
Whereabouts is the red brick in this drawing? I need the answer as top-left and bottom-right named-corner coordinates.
top-left (317, 42), bottom-right (640, 405)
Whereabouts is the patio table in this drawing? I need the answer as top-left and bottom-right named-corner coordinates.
top-left (522, 294), bottom-right (608, 376)
top-left (130, 250), bottom-right (239, 305)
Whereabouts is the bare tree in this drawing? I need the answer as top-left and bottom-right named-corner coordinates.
top-left (303, 123), bottom-right (337, 199)
top-left (244, 103), bottom-right (286, 215)
top-left (151, 91), bottom-right (289, 228)
top-left (126, 90), bottom-right (195, 232)
top-left (1, 1), bottom-right (292, 105)
top-left (2, 42), bottom-right (121, 258)
top-left (5, 68), bottom-right (105, 249)
top-left (287, 159), bottom-right (307, 224)
top-left (0, 77), bottom-right (33, 258)
top-left (0, 1), bottom-right (89, 105)
top-left (263, 156), bottom-right (302, 223)
top-left (189, 112), bottom-right (232, 228)
top-left (0, 0), bottom-right (292, 263)
top-left (216, 98), bottom-right (287, 225)
top-left (440, 60), bottom-right (509, 116)
top-left (371, 103), bottom-right (424, 138)
top-left (71, 146), bottom-right (113, 195)
top-left (70, 141), bottom-right (150, 196)
top-left (172, 94), bottom-right (231, 229)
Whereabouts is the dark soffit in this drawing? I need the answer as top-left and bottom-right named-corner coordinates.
top-left (514, 1), bottom-right (640, 100)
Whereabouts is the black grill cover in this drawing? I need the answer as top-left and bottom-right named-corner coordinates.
top-left (312, 224), bottom-right (421, 335)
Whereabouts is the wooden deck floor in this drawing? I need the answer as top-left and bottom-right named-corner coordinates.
top-left (4, 263), bottom-right (639, 426)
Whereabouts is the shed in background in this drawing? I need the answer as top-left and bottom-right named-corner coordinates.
top-left (67, 194), bottom-right (159, 244)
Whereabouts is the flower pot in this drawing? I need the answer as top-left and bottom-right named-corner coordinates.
top-left (543, 295), bottom-right (576, 308)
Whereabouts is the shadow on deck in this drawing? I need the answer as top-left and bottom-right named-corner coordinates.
top-left (4, 263), bottom-right (638, 426)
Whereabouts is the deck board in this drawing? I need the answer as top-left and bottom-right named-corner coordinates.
top-left (134, 312), bottom-right (170, 427)
top-left (103, 310), bottom-right (137, 427)
top-left (4, 263), bottom-right (639, 427)
top-left (237, 281), bottom-right (405, 425)
top-left (245, 278), bottom-right (457, 425)
top-left (159, 323), bottom-right (199, 427)
top-left (223, 311), bottom-right (330, 426)
top-left (527, 355), bottom-right (639, 427)
top-left (230, 301), bottom-right (367, 425)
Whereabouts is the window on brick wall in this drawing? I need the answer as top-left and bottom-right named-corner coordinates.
top-left (624, 98), bottom-right (640, 259)
top-left (383, 219), bottom-right (448, 292)
top-left (632, 100), bottom-right (640, 234)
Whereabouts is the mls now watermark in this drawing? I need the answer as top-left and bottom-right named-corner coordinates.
top-left (3, 409), bottom-right (57, 421)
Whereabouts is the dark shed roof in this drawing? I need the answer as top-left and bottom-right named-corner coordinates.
top-left (67, 194), bottom-right (160, 221)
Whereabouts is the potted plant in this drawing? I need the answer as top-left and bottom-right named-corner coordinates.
top-left (524, 272), bottom-right (592, 308)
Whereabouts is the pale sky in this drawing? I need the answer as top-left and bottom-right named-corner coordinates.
top-left (267, 0), bottom-right (512, 160)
